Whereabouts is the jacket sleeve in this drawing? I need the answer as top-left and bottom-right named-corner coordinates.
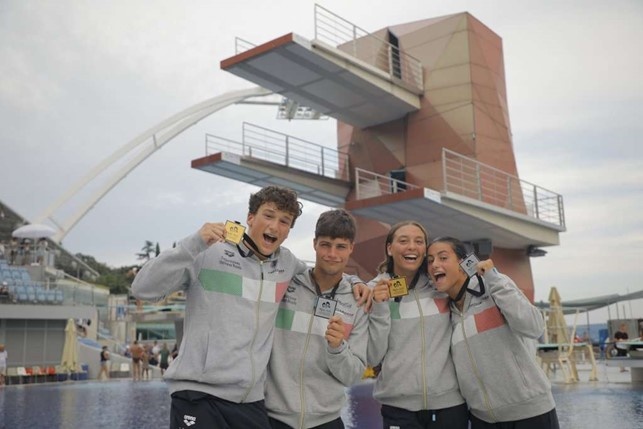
top-left (325, 307), bottom-right (369, 386)
top-left (485, 269), bottom-right (544, 339)
top-left (367, 298), bottom-right (391, 366)
top-left (131, 232), bottom-right (207, 301)
top-left (293, 255), bottom-right (308, 274)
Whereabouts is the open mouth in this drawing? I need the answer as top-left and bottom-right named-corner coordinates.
top-left (403, 254), bottom-right (418, 262)
top-left (433, 273), bottom-right (446, 282)
top-left (263, 233), bottom-right (277, 244)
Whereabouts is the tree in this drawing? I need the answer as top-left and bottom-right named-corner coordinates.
top-left (137, 240), bottom-right (155, 261)
top-left (155, 242), bottom-right (161, 257)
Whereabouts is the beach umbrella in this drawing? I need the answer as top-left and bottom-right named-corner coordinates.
top-left (61, 319), bottom-right (79, 374)
top-left (12, 223), bottom-right (57, 239)
top-left (546, 287), bottom-right (569, 344)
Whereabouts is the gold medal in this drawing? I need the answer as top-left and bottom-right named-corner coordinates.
top-left (224, 220), bottom-right (245, 244)
top-left (388, 276), bottom-right (409, 298)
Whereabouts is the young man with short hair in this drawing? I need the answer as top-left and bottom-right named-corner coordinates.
top-left (266, 209), bottom-right (368, 429)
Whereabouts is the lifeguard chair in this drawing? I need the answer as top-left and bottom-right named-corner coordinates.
top-left (538, 287), bottom-right (598, 383)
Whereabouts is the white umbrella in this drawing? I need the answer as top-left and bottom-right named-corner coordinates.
top-left (61, 318), bottom-right (79, 375)
top-left (12, 223), bottom-right (57, 239)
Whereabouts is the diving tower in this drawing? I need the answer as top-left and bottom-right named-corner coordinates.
top-left (194, 5), bottom-right (566, 300)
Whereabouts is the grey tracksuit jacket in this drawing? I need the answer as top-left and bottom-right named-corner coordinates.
top-left (449, 268), bottom-right (555, 423)
top-left (368, 272), bottom-right (465, 412)
top-left (265, 269), bottom-right (368, 428)
top-left (131, 232), bottom-right (306, 403)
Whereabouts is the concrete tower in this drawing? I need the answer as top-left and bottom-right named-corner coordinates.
top-left (194, 8), bottom-right (565, 300)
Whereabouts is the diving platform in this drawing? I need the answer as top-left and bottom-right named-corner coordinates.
top-left (345, 165), bottom-right (565, 250)
top-left (192, 152), bottom-right (350, 207)
top-left (191, 123), bottom-right (351, 207)
top-left (220, 31), bottom-right (422, 129)
top-left (345, 187), bottom-right (561, 250)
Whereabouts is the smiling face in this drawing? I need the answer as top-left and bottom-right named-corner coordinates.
top-left (386, 224), bottom-right (427, 278)
top-left (313, 236), bottom-right (354, 280)
top-left (246, 202), bottom-right (293, 257)
top-left (427, 241), bottom-right (468, 299)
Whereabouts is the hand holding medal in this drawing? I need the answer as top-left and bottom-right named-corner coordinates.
top-left (198, 222), bottom-right (226, 246)
top-left (325, 315), bottom-right (345, 348)
top-left (372, 278), bottom-right (391, 302)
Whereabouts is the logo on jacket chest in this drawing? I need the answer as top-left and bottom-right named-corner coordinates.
top-left (469, 295), bottom-right (490, 308)
top-left (281, 286), bottom-right (297, 305)
top-left (219, 254), bottom-right (242, 270)
top-left (335, 300), bottom-right (356, 319)
top-left (266, 260), bottom-right (285, 274)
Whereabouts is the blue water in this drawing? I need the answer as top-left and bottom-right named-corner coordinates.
top-left (1, 379), bottom-right (642, 428)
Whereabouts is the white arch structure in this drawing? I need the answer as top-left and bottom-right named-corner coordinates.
top-left (35, 86), bottom-right (272, 242)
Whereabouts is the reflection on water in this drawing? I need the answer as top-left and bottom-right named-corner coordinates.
top-left (553, 383), bottom-right (643, 428)
top-left (2, 381), bottom-right (171, 428)
top-left (1, 379), bottom-right (642, 428)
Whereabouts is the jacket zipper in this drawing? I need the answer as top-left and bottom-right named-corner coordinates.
top-left (414, 289), bottom-right (428, 409)
top-left (241, 260), bottom-right (264, 402)
top-left (298, 302), bottom-right (315, 428)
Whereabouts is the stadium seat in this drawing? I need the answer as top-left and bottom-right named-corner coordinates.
top-left (36, 288), bottom-right (46, 303)
top-left (31, 366), bottom-right (45, 383)
top-left (55, 289), bottom-right (64, 304)
top-left (55, 365), bottom-right (68, 382)
top-left (46, 366), bottom-right (57, 382)
top-left (6, 367), bottom-right (19, 385)
top-left (16, 366), bottom-right (29, 383)
top-left (16, 285), bottom-right (28, 302)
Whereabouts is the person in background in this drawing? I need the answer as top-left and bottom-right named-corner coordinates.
top-left (614, 323), bottom-right (630, 372)
top-left (130, 340), bottom-right (144, 381)
top-left (36, 238), bottom-right (48, 266)
top-left (265, 209), bottom-right (368, 429)
top-left (427, 237), bottom-right (559, 429)
top-left (141, 345), bottom-right (151, 380)
top-left (149, 340), bottom-right (159, 367)
top-left (98, 345), bottom-right (110, 381)
top-left (8, 238), bottom-right (18, 265)
top-left (0, 344), bottom-right (7, 386)
top-left (158, 343), bottom-right (171, 376)
top-left (368, 221), bottom-right (467, 429)
top-left (132, 186), bottom-right (370, 429)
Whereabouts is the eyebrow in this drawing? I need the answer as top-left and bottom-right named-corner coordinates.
top-left (429, 250), bottom-right (450, 257)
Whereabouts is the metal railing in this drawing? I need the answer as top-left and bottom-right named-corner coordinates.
top-left (355, 168), bottom-right (419, 200)
top-left (205, 123), bottom-right (350, 180)
top-left (314, 4), bottom-right (423, 91)
top-left (235, 37), bottom-right (256, 54)
top-left (353, 151), bottom-right (565, 228)
top-left (442, 148), bottom-right (565, 228)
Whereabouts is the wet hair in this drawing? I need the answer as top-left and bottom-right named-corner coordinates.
top-left (377, 221), bottom-right (429, 274)
top-left (428, 236), bottom-right (468, 260)
top-left (248, 186), bottom-right (303, 228)
top-left (315, 209), bottom-right (356, 242)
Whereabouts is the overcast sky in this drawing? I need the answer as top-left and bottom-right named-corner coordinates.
top-left (1, 0), bottom-right (642, 324)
